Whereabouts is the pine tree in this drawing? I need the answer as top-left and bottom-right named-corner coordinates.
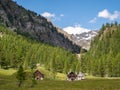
top-left (16, 65), bottom-right (26, 87)
top-left (30, 61), bottom-right (37, 87)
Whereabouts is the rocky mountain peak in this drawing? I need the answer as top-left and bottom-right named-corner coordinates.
top-left (71, 30), bottom-right (98, 50)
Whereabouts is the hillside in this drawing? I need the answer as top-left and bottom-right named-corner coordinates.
top-left (0, 25), bottom-right (80, 73)
top-left (81, 23), bottom-right (120, 77)
top-left (0, 0), bottom-right (80, 53)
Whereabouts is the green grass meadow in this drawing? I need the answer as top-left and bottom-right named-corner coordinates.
top-left (0, 69), bottom-right (120, 90)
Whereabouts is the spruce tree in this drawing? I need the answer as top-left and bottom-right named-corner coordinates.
top-left (16, 65), bottom-right (25, 87)
top-left (30, 61), bottom-right (36, 87)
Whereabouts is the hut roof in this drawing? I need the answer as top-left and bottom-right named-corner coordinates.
top-left (34, 70), bottom-right (44, 77)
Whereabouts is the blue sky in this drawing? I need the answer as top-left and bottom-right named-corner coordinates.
top-left (13, 0), bottom-right (120, 33)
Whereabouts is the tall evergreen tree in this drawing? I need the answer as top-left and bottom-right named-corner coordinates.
top-left (16, 65), bottom-right (26, 87)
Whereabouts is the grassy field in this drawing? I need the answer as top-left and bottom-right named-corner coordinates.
top-left (0, 69), bottom-right (120, 90)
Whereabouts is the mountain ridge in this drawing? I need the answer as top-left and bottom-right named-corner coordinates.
top-left (0, 0), bottom-right (80, 53)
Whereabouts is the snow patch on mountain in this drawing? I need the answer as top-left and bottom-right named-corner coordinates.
top-left (71, 31), bottom-right (98, 50)
top-left (63, 25), bottom-right (98, 50)
top-left (63, 25), bottom-right (90, 35)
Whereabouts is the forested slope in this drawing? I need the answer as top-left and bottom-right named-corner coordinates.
top-left (0, 25), bottom-right (80, 74)
top-left (81, 23), bottom-right (120, 77)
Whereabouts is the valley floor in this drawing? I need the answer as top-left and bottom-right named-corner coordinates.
top-left (0, 69), bottom-right (120, 90)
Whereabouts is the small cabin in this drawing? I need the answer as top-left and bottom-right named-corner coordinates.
top-left (76, 72), bottom-right (85, 80)
top-left (67, 72), bottom-right (77, 81)
top-left (34, 70), bottom-right (44, 80)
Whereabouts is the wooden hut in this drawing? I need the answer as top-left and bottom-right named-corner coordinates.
top-left (67, 72), bottom-right (77, 81)
top-left (34, 70), bottom-right (44, 80)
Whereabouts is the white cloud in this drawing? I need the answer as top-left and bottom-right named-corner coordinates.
top-left (89, 17), bottom-right (97, 23)
top-left (63, 24), bottom-right (91, 35)
top-left (98, 9), bottom-right (120, 20)
top-left (41, 12), bottom-right (64, 21)
top-left (41, 12), bottom-right (55, 18)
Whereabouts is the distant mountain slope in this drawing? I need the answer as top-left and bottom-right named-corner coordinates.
top-left (63, 25), bottom-right (98, 50)
top-left (0, 0), bottom-right (80, 53)
top-left (71, 30), bottom-right (98, 50)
